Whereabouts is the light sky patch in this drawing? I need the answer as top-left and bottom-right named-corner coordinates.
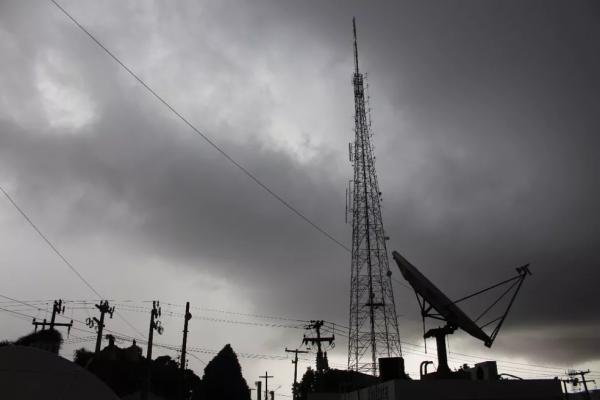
top-left (35, 49), bottom-right (96, 130)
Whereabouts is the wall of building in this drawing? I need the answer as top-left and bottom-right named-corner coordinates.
top-left (338, 379), bottom-right (563, 400)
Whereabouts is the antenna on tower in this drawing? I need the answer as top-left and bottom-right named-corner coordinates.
top-left (347, 18), bottom-right (403, 376)
top-left (353, 17), bottom-right (360, 75)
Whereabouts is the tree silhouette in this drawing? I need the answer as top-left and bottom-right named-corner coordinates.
top-left (298, 367), bottom-right (316, 400)
top-left (298, 367), bottom-right (378, 399)
top-left (193, 344), bottom-right (250, 400)
top-left (13, 329), bottom-right (63, 354)
top-left (74, 340), bottom-right (200, 399)
top-left (74, 343), bottom-right (144, 397)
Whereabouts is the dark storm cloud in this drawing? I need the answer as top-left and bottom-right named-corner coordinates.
top-left (0, 0), bottom-right (351, 324)
top-left (1, 0), bottom-right (599, 367)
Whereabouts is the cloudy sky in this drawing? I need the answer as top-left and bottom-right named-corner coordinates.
top-left (1, 0), bottom-right (599, 395)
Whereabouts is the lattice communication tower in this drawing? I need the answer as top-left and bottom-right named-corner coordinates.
top-left (347, 18), bottom-right (403, 375)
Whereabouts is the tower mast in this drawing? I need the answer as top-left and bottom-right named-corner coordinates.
top-left (347, 18), bottom-right (403, 375)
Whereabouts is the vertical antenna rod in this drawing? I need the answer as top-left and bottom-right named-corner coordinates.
top-left (353, 17), bottom-right (360, 74)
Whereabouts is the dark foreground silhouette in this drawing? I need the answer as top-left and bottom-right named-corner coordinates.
top-left (75, 338), bottom-right (249, 400)
top-left (3, 329), bottom-right (250, 400)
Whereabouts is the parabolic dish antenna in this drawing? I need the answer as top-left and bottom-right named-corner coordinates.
top-left (393, 251), bottom-right (492, 345)
top-left (392, 251), bottom-right (531, 377)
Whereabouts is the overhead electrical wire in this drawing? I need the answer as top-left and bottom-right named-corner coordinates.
top-left (0, 304), bottom-right (593, 380)
top-left (0, 294), bottom-right (51, 313)
top-left (0, 299), bottom-right (301, 364)
top-left (0, 186), bottom-right (145, 340)
top-left (186, 351), bottom-right (207, 366)
top-left (0, 296), bottom-right (585, 376)
top-left (163, 302), bottom-right (307, 323)
top-left (0, 296), bottom-right (584, 377)
top-left (0, 186), bottom-right (101, 297)
top-left (0, 306), bottom-right (37, 321)
top-left (115, 303), bottom-right (306, 329)
top-left (0, 305), bottom-right (143, 353)
top-left (47, 0), bottom-right (350, 254)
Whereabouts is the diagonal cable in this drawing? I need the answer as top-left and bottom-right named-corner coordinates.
top-left (48, 0), bottom-right (350, 253)
top-left (0, 185), bottom-right (145, 339)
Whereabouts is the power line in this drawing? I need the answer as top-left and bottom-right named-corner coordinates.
top-left (0, 306), bottom-right (590, 380)
top-left (0, 304), bottom-right (294, 364)
top-left (75, 314), bottom-right (576, 376)
top-left (186, 351), bottom-right (207, 366)
top-left (0, 306), bottom-right (37, 321)
top-left (0, 296), bottom-right (583, 377)
top-left (47, 0), bottom-right (350, 254)
top-left (0, 186), bottom-right (101, 297)
top-left (0, 299), bottom-right (52, 304)
top-left (0, 305), bottom-right (142, 353)
top-left (116, 304), bottom-right (306, 329)
top-left (163, 302), bottom-right (308, 323)
top-left (323, 318), bottom-right (576, 374)
top-left (0, 186), bottom-right (145, 340)
top-left (0, 294), bottom-right (50, 313)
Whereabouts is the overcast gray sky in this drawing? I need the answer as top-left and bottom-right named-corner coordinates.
top-left (1, 0), bottom-right (600, 395)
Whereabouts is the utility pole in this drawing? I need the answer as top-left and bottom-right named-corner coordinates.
top-left (568, 370), bottom-right (594, 400)
top-left (32, 299), bottom-right (73, 334)
top-left (178, 302), bottom-right (192, 400)
top-left (255, 381), bottom-right (262, 400)
top-left (259, 371), bottom-right (273, 400)
top-left (285, 348), bottom-right (308, 400)
top-left (180, 302), bottom-right (192, 371)
top-left (302, 321), bottom-right (334, 373)
top-left (146, 301), bottom-right (163, 363)
top-left (85, 300), bottom-right (115, 354)
top-left (142, 301), bottom-right (163, 400)
top-left (561, 378), bottom-right (573, 400)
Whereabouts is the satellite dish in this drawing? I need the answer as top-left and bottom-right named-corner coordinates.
top-left (392, 250), bottom-right (531, 378)
top-left (392, 251), bottom-right (491, 346)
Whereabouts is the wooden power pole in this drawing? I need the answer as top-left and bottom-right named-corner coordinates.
top-left (259, 371), bottom-right (273, 400)
top-left (146, 301), bottom-right (163, 362)
top-left (180, 302), bottom-right (192, 370)
top-left (302, 320), bottom-right (334, 373)
top-left (32, 299), bottom-right (72, 334)
top-left (178, 302), bottom-right (192, 400)
top-left (85, 300), bottom-right (115, 354)
top-left (285, 347), bottom-right (308, 400)
top-left (142, 300), bottom-right (163, 400)
top-left (568, 370), bottom-right (594, 400)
